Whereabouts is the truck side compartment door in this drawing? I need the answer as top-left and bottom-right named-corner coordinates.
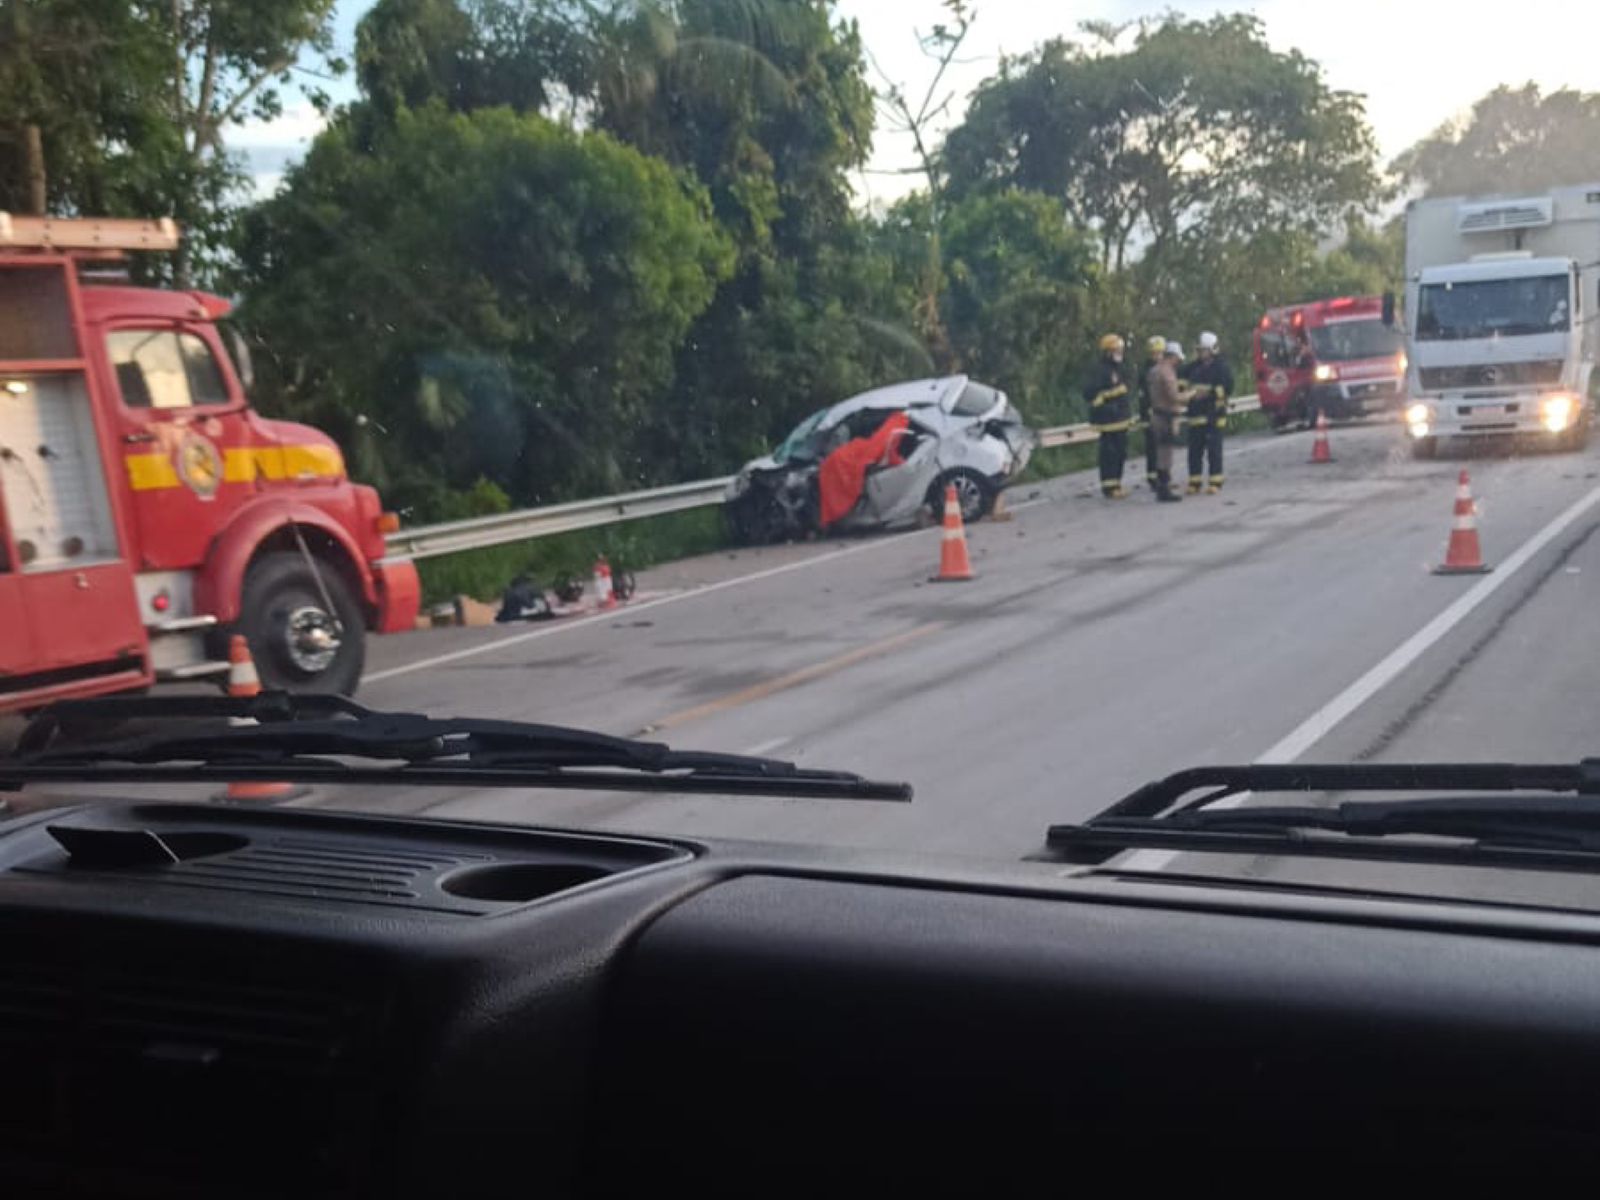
top-left (0, 258), bottom-right (149, 693)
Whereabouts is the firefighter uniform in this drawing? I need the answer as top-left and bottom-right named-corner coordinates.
top-left (1085, 334), bottom-right (1131, 498)
top-left (1183, 335), bottom-right (1234, 494)
top-left (1137, 335), bottom-right (1166, 489)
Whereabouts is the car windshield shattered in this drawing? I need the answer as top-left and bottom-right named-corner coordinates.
top-left (8, 0), bottom-right (1600, 922)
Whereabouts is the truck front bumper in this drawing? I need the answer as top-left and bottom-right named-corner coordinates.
top-left (372, 557), bottom-right (422, 633)
top-left (1405, 392), bottom-right (1585, 440)
top-left (1309, 377), bottom-right (1405, 419)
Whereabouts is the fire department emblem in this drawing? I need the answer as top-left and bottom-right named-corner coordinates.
top-left (1268, 370), bottom-right (1289, 395)
top-left (175, 430), bottom-right (224, 499)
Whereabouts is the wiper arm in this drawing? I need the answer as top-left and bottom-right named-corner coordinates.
top-left (1045, 760), bottom-right (1600, 870)
top-left (3, 693), bottom-right (912, 802)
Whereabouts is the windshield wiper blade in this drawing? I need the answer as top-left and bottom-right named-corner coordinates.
top-left (1044, 760), bottom-right (1600, 870)
top-left (2, 693), bottom-right (912, 802)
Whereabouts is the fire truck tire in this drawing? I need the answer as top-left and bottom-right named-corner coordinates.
top-left (239, 553), bottom-right (366, 696)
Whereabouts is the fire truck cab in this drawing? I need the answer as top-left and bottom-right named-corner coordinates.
top-left (0, 214), bottom-right (419, 714)
top-left (1253, 295), bottom-right (1407, 428)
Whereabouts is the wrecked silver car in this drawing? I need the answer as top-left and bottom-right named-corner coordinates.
top-left (723, 376), bottom-right (1035, 545)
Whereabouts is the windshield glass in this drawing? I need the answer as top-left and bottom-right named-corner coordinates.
top-left (12, 0), bottom-right (1600, 916)
top-left (772, 409), bottom-right (829, 464)
top-left (1308, 321), bottom-right (1402, 361)
top-left (1416, 275), bottom-right (1571, 340)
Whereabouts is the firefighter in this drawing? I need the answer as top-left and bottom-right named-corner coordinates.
top-left (1145, 341), bottom-right (1186, 503)
top-left (1183, 330), bottom-right (1234, 494)
top-left (1137, 334), bottom-right (1167, 489)
top-left (1084, 333), bottom-right (1131, 499)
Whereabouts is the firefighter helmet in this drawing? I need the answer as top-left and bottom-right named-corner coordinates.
top-left (1146, 335), bottom-right (1167, 357)
top-left (1198, 331), bottom-right (1219, 351)
top-left (1099, 333), bottom-right (1125, 354)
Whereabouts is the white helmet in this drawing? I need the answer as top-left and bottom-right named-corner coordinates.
top-left (1198, 331), bottom-right (1219, 351)
top-left (1165, 340), bottom-right (1184, 358)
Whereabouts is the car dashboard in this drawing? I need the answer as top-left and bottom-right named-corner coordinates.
top-left (2, 799), bottom-right (1599, 1195)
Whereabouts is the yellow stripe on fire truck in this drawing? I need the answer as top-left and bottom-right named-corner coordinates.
top-left (125, 445), bottom-right (344, 491)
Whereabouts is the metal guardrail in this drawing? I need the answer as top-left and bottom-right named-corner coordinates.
top-left (385, 475), bottom-right (735, 559)
top-left (1036, 392), bottom-right (1261, 448)
top-left (388, 395), bottom-right (1261, 560)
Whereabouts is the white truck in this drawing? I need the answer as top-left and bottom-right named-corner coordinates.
top-left (1402, 183), bottom-right (1600, 457)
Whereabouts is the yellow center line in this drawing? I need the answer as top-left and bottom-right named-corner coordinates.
top-left (636, 622), bottom-right (947, 737)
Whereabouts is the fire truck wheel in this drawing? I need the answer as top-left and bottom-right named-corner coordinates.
top-left (240, 553), bottom-right (366, 695)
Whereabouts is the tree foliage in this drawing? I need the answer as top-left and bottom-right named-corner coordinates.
top-left (1396, 84), bottom-right (1600, 198)
top-left (0, 0), bottom-right (343, 284)
top-left (943, 15), bottom-right (1381, 274)
top-left (234, 105), bottom-right (733, 514)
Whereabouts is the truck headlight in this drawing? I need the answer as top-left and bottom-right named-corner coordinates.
top-left (1541, 393), bottom-right (1575, 434)
top-left (1313, 364), bottom-right (1336, 383)
top-left (1405, 402), bottom-right (1432, 439)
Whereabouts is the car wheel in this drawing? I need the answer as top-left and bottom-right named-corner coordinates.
top-left (1411, 436), bottom-right (1438, 461)
top-left (238, 552), bottom-right (366, 695)
top-left (929, 469), bottom-right (995, 524)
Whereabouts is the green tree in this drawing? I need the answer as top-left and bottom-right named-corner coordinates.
top-left (234, 104), bottom-right (734, 517)
top-left (1396, 84), bottom-right (1600, 198)
top-left (943, 14), bottom-right (1381, 276)
top-left (0, 0), bottom-right (169, 215)
top-left (0, 0), bottom-right (344, 285)
top-left (939, 189), bottom-right (1096, 424)
top-left (354, 0), bottom-right (593, 121)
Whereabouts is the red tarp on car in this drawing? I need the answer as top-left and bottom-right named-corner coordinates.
top-left (817, 412), bottom-right (910, 529)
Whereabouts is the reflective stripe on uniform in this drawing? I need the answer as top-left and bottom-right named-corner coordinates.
top-left (1091, 384), bottom-right (1129, 407)
top-left (1094, 419), bottom-right (1134, 433)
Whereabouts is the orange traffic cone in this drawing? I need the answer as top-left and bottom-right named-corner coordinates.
top-left (930, 484), bottom-right (975, 582)
top-left (1434, 470), bottom-right (1493, 575)
top-left (215, 636), bottom-right (302, 804)
top-left (1309, 410), bottom-right (1333, 464)
top-left (592, 555), bottom-right (617, 610)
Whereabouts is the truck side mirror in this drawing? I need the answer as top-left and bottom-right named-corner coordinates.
top-left (1381, 291), bottom-right (1396, 329)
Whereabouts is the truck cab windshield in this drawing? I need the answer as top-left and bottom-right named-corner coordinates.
top-left (1416, 274), bottom-right (1570, 340)
top-left (1308, 321), bottom-right (1403, 361)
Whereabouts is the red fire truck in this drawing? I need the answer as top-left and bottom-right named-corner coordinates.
top-left (0, 214), bottom-right (419, 714)
top-left (1253, 295), bottom-right (1406, 428)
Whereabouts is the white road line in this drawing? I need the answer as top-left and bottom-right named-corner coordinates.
top-left (1119, 480), bottom-right (1600, 872)
top-left (366, 427), bottom-right (1284, 687)
top-left (743, 736), bottom-right (792, 757)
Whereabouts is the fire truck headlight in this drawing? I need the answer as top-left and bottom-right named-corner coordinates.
top-left (3, 380), bottom-right (29, 396)
top-left (1313, 364), bottom-right (1336, 383)
top-left (1542, 393), bottom-right (1575, 433)
top-left (1405, 402), bottom-right (1432, 439)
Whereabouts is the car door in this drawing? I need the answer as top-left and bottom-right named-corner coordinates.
top-left (103, 323), bottom-right (250, 570)
top-left (860, 417), bottom-right (942, 525)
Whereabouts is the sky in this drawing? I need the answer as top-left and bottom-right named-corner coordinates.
top-left (234, 0), bottom-right (1600, 200)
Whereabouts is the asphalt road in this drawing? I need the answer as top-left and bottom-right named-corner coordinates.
top-left (294, 417), bottom-right (1600, 869)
